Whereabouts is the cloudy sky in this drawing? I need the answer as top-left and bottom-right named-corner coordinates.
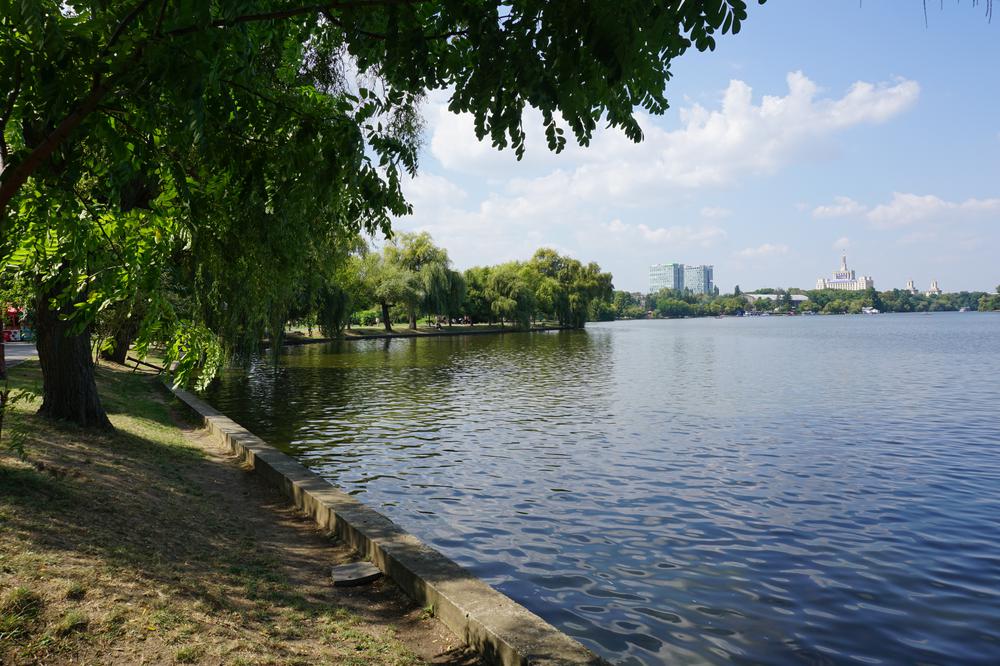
top-left (390, 2), bottom-right (999, 293)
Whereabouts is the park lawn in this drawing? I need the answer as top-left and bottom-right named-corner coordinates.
top-left (0, 361), bottom-right (476, 666)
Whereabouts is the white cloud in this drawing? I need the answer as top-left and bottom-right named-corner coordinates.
top-left (606, 218), bottom-right (628, 233)
top-left (636, 224), bottom-right (728, 245)
top-left (813, 197), bottom-right (867, 218)
top-left (809, 192), bottom-right (1000, 230)
top-left (600, 218), bottom-right (727, 245)
top-left (867, 192), bottom-right (1000, 228)
top-left (833, 236), bottom-right (851, 250)
top-left (737, 243), bottom-right (790, 258)
top-left (700, 206), bottom-right (732, 219)
top-left (401, 172), bottom-right (467, 209)
top-left (426, 71), bottom-right (919, 199)
top-left (398, 73), bottom-right (925, 288)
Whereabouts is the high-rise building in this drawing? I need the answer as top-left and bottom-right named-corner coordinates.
top-left (649, 263), bottom-right (684, 293)
top-left (905, 279), bottom-right (919, 295)
top-left (815, 255), bottom-right (874, 291)
top-left (683, 265), bottom-right (714, 295)
top-left (926, 280), bottom-right (942, 296)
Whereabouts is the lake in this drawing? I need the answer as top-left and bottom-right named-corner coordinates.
top-left (205, 313), bottom-right (1000, 665)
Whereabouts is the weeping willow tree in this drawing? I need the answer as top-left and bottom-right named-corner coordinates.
top-left (1, 0), bottom-right (763, 427)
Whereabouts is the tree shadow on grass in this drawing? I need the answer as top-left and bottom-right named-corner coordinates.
top-left (1, 361), bottom-right (483, 665)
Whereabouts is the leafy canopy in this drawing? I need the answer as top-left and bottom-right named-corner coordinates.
top-left (0, 0), bottom-right (761, 391)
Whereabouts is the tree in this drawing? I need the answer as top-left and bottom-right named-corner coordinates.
top-left (358, 252), bottom-right (419, 333)
top-left (462, 266), bottom-right (494, 325)
top-left (655, 297), bottom-right (692, 318)
top-left (1, 1), bottom-right (761, 426)
top-left (386, 232), bottom-right (451, 328)
top-left (526, 249), bottom-right (612, 328)
top-left (442, 270), bottom-right (467, 326)
top-left (486, 262), bottom-right (535, 329)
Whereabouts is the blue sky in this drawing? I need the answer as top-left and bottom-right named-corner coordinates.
top-left (391, 2), bottom-right (1000, 293)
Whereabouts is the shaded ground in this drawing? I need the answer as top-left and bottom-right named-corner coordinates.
top-left (0, 361), bottom-right (482, 665)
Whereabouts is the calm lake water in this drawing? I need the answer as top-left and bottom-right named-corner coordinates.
top-left (205, 313), bottom-right (1000, 665)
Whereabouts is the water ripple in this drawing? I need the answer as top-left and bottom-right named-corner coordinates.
top-left (206, 314), bottom-right (1000, 665)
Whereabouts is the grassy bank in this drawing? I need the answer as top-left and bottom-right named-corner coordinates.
top-left (0, 362), bottom-right (478, 665)
top-left (281, 323), bottom-right (566, 346)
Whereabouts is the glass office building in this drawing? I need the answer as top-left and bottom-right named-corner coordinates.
top-left (683, 265), bottom-right (714, 295)
top-left (649, 263), bottom-right (685, 292)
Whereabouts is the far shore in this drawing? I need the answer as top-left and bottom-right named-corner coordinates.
top-left (274, 323), bottom-right (568, 347)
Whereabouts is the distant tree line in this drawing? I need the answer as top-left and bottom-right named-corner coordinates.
top-left (595, 289), bottom-right (745, 320)
top-left (590, 284), bottom-right (1000, 320)
top-left (284, 232), bottom-right (613, 335)
top-left (979, 286), bottom-right (1000, 312)
top-left (802, 288), bottom-right (991, 314)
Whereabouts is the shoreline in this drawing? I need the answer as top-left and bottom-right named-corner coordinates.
top-left (173, 381), bottom-right (607, 666)
top-left (0, 361), bottom-right (482, 665)
top-left (275, 323), bottom-right (569, 347)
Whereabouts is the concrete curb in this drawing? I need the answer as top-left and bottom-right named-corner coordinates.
top-left (169, 386), bottom-right (607, 666)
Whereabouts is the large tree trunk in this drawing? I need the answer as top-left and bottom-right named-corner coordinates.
top-left (408, 308), bottom-right (417, 330)
top-left (35, 286), bottom-right (112, 429)
top-left (380, 302), bottom-right (392, 332)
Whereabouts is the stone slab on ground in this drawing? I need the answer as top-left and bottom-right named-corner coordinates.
top-left (332, 561), bottom-right (383, 587)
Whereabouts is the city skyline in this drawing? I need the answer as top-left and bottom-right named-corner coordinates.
top-left (390, 3), bottom-right (999, 293)
top-left (650, 263), bottom-right (715, 295)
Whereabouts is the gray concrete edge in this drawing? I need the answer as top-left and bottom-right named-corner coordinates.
top-left (169, 385), bottom-right (608, 666)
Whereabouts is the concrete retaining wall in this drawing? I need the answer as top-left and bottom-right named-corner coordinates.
top-left (170, 387), bottom-right (607, 666)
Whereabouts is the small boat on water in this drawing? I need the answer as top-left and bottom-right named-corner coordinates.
top-left (960, 307), bottom-right (971, 312)
top-left (862, 306), bottom-right (880, 315)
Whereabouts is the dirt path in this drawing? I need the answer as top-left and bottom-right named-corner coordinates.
top-left (0, 363), bottom-right (483, 665)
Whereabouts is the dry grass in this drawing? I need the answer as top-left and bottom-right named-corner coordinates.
top-left (0, 361), bottom-right (480, 666)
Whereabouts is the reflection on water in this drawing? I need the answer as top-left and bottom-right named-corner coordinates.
top-left (206, 314), bottom-right (1000, 665)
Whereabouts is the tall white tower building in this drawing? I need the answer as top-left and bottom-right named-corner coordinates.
top-left (816, 255), bottom-right (874, 291)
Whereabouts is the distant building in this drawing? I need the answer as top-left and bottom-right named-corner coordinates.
top-left (683, 265), bottom-right (714, 295)
top-left (905, 279), bottom-right (919, 295)
top-left (649, 263), bottom-right (684, 292)
top-left (926, 280), bottom-right (942, 296)
top-left (815, 255), bottom-right (874, 291)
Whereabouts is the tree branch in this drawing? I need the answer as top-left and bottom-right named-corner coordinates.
top-left (165, 0), bottom-right (429, 37)
top-left (0, 81), bottom-right (112, 230)
top-left (153, 0), bottom-right (171, 36)
top-left (104, 0), bottom-right (156, 54)
top-left (0, 60), bottom-right (23, 171)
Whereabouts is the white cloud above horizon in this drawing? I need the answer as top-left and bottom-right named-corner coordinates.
top-left (867, 193), bottom-right (1000, 228)
top-left (813, 197), bottom-right (867, 219)
top-left (396, 71), bottom-right (925, 281)
top-left (424, 71), bottom-right (920, 201)
top-left (737, 243), bottom-right (791, 258)
top-left (604, 218), bottom-right (728, 247)
top-left (811, 192), bottom-right (1000, 229)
